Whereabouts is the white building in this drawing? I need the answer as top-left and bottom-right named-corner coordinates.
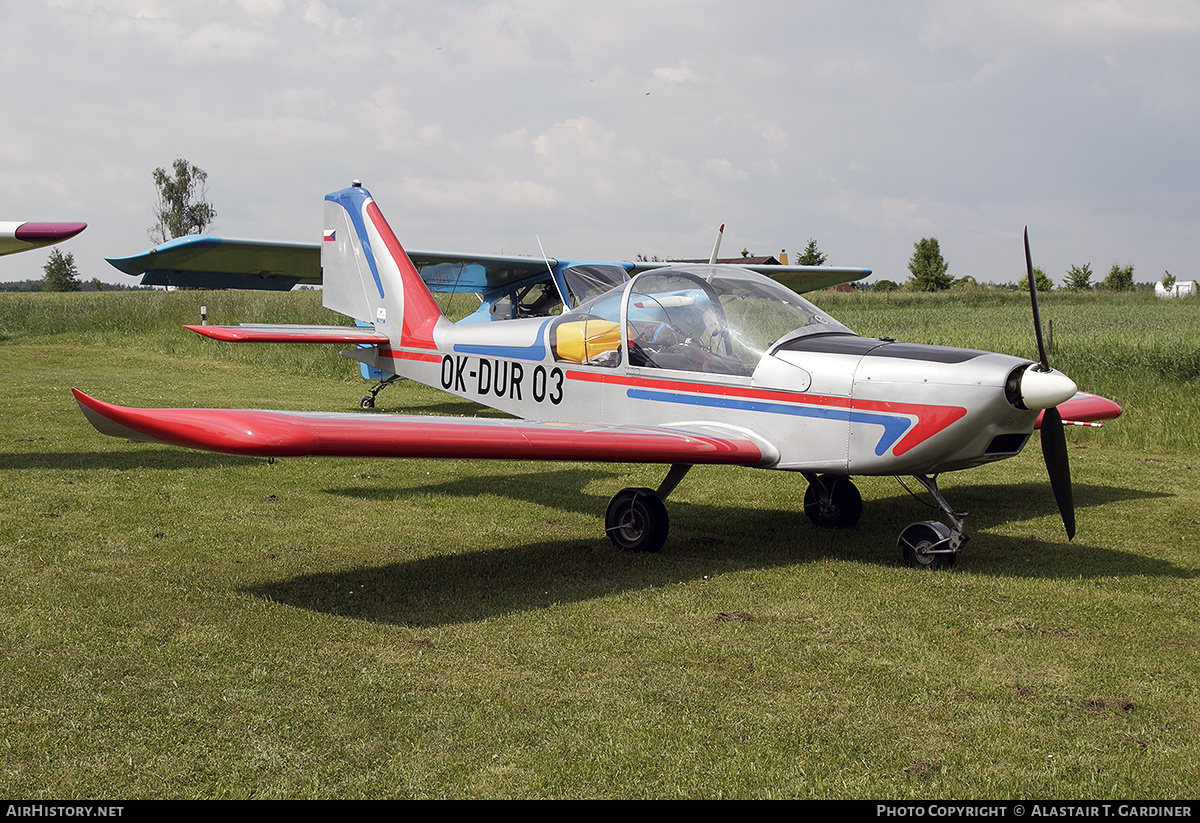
top-left (1155, 280), bottom-right (1197, 298)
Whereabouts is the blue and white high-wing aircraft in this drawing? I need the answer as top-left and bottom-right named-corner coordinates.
top-left (79, 184), bottom-right (1120, 567)
top-left (0, 221), bottom-right (86, 257)
top-left (106, 198), bottom-right (870, 407)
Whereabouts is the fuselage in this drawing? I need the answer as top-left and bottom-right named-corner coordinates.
top-left (350, 265), bottom-right (1052, 477)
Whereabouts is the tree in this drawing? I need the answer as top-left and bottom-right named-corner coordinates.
top-left (872, 279), bottom-right (900, 292)
top-left (1161, 271), bottom-right (1176, 290)
top-left (796, 238), bottom-right (826, 266)
top-left (41, 248), bottom-right (81, 292)
top-left (1064, 263), bottom-right (1093, 291)
top-left (906, 237), bottom-right (951, 291)
top-left (149, 157), bottom-right (217, 245)
top-left (1019, 266), bottom-right (1054, 293)
top-left (1100, 263), bottom-right (1135, 291)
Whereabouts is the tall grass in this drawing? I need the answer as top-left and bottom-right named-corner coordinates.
top-left (0, 289), bottom-right (353, 381)
top-left (812, 288), bottom-right (1200, 450)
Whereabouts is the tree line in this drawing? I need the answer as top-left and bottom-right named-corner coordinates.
top-left (36, 157), bottom-right (216, 292)
top-left (755, 236), bottom-right (1149, 294)
top-left (873, 238), bottom-right (1144, 293)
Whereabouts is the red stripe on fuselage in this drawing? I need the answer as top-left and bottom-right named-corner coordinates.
top-left (381, 348), bottom-right (442, 363)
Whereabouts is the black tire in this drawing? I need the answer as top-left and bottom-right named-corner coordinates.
top-left (361, 396), bottom-right (375, 409)
top-left (803, 475), bottom-right (863, 529)
top-left (605, 487), bottom-right (669, 552)
top-left (899, 521), bottom-right (957, 569)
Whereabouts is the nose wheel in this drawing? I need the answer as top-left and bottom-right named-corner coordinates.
top-left (899, 521), bottom-right (959, 569)
top-left (899, 475), bottom-right (969, 569)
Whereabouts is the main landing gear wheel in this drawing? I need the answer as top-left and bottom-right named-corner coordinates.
top-left (605, 487), bottom-right (669, 552)
top-left (803, 475), bottom-right (863, 529)
top-left (360, 396), bottom-right (375, 409)
top-left (899, 521), bottom-right (957, 569)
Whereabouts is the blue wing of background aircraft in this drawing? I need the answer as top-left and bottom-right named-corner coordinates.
top-left (108, 234), bottom-right (869, 393)
top-left (106, 235), bottom-right (870, 307)
top-left (105, 236), bottom-right (558, 294)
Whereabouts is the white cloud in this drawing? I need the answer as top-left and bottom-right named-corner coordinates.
top-left (0, 1), bottom-right (1196, 284)
top-left (653, 61), bottom-right (698, 83)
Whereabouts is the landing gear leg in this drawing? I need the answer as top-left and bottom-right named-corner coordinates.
top-left (898, 474), bottom-right (968, 569)
top-left (803, 473), bottom-right (863, 529)
top-left (604, 464), bottom-right (691, 553)
top-left (360, 374), bottom-right (403, 409)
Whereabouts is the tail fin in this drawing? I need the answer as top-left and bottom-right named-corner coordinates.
top-left (321, 183), bottom-right (444, 349)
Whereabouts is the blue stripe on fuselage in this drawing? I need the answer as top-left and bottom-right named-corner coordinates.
top-left (452, 319), bottom-right (551, 361)
top-left (626, 388), bottom-right (911, 456)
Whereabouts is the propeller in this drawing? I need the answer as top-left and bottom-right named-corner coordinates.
top-left (1025, 227), bottom-right (1075, 539)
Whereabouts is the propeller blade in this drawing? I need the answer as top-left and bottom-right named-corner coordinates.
top-left (1041, 404), bottom-right (1076, 539)
top-left (1025, 227), bottom-right (1050, 371)
top-left (1026, 229), bottom-right (1075, 538)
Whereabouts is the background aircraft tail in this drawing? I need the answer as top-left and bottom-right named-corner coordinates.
top-left (321, 183), bottom-right (444, 349)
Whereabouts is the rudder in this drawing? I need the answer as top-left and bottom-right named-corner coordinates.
top-left (321, 183), bottom-right (444, 350)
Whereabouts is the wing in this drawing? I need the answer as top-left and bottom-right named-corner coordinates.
top-left (0, 221), bottom-right (87, 257)
top-left (107, 235), bottom-right (869, 296)
top-left (106, 236), bottom-right (320, 290)
top-left (106, 234), bottom-right (558, 294)
top-left (760, 265), bottom-right (872, 293)
top-left (73, 390), bottom-right (775, 466)
top-left (1036, 391), bottom-right (1122, 428)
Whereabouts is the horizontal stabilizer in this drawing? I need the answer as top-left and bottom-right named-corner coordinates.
top-left (185, 324), bottom-right (390, 344)
top-left (72, 390), bottom-right (772, 466)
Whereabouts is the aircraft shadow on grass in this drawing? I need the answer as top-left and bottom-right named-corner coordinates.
top-left (325, 466), bottom-right (636, 521)
top-left (245, 471), bottom-right (1188, 629)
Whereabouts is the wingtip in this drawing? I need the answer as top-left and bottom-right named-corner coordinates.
top-left (15, 222), bottom-right (87, 244)
top-left (71, 388), bottom-right (115, 418)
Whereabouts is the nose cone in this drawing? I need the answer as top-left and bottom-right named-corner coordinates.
top-left (1020, 367), bottom-right (1077, 410)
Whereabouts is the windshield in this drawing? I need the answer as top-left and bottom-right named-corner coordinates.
top-left (555, 265), bottom-right (853, 374)
top-left (559, 264), bottom-right (630, 308)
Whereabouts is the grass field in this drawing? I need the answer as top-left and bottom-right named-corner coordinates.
top-left (1, 288), bottom-right (1197, 798)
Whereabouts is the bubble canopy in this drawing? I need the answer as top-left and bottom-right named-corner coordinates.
top-left (550, 265), bottom-right (855, 375)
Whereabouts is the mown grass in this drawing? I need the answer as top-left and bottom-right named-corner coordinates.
top-left (1, 288), bottom-right (1197, 798)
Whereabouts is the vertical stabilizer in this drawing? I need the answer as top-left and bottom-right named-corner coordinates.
top-left (321, 184), bottom-right (444, 349)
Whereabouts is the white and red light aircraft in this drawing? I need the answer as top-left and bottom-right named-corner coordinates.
top-left (0, 221), bottom-right (86, 257)
top-left (76, 184), bottom-right (1120, 567)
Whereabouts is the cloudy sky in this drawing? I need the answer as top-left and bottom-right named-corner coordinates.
top-left (2, 0), bottom-right (1197, 286)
